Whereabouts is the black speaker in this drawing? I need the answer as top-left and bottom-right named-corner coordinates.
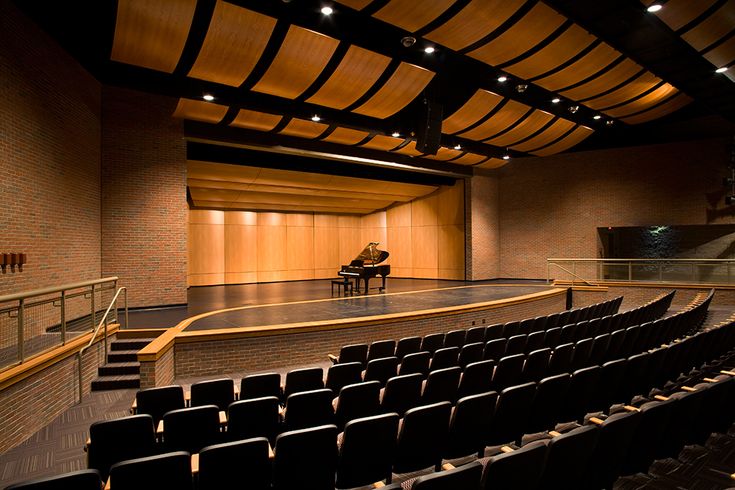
top-left (416, 101), bottom-right (443, 155)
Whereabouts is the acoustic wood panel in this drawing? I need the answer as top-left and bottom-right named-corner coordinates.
top-left (387, 226), bottom-right (412, 276)
top-left (360, 211), bottom-right (386, 229)
top-left (287, 213), bottom-right (314, 227)
top-left (476, 158), bottom-right (509, 169)
top-left (224, 220), bottom-right (258, 283)
top-left (189, 213), bottom-right (225, 285)
top-left (412, 193), bottom-right (438, 227)
top-left (681, 5), bottom-right (735, 52)
top-left (306, 46), bottom-right (391, 109)
top-left (703, 35), bottom-right (735, 68)
top-left (314, 226), bottom-right (340, 269)
top-left (335, 0), bottom-right (374, 10)
top-left (412, 226), bottom-right (439, 273)
top-left (111, 0), bottom-right (196, 73)
top-left (485, 110), bottom-right (555, 147)
top-left (230, 109), bottom-right (283, 131)
top-left (387, 202), bottom-right (412, 228)
top-left (339, 227), bottom-right (363, 265)
top-left (360, 134), bottom-right (404, 150)
top-left (533, 43), bottom-right (621, 92)
top-left (619, 92), bottom-right (693, 125)
top-left (423, 147), bottom-right (464, 161)
top-left (225, 210), bottom-right (258, 226)
top-left (361, 227), bottom-right (388, 253)
top-left (251, 26), bottom-right (339, 99)
top-left (321, 127), bottom-right (370, 145)
top-left (194, 201), bottom-right (375, 214)
top-left (394, 141), bottom-right (423, 156)
top-left (425, 0), bottom-right (524, 52)
top-left (172, 98), bottom-right (228, 123)
top-left (450, 153), bottom-right (489, 165)
top-left (257, 222), bottom-right (287, 272)
top-left (372, 0), bottom-right (457, 33)
top-left (188, 2), bottom-right (276, 86)
top-left (644, 0), bottom-right (719, 32)
top-left (287, 225), bottom-right (315, 272)
top-left (531, 125), bottom-right (593, 156)
top-left (352, 62), bottom-right (435, 118)
top-left (458, 99), bottom-right (529, 141)
top-left (443, 90), bottom-right (504, 135)
top-left (437, 181), bottom-right (464, 226)
top-left (279, 118), bottom-right (329, 139)
top-left (583, 72), bottom-right (661, 110)
top-left (511, 118), bottom-right (575, 152)
top-left (438, 224), bottom-right (465, 271)
top-left (468, 3), bottom-right (565, 68)
top-left (603, 83), bottom-right (680, 118)
top-left (559, 59), bottom-right (643, 101)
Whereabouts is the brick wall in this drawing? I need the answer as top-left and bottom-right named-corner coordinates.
top-left (0, 1), bottom-right (101, 297)
top-left (467, 172), bottom-right (500, 280)
top-left (101, 87), bottom-right (187, 308)
top-left (495, 138), bottom-right (732, 279)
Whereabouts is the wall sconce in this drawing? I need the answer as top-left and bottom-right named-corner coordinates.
top-left (1, 252), bottom-right (27, 273)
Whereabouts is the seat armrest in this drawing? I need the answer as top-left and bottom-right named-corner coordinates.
top-left (499, 446), bottom-right (514, 453)
top-left (654, 395), bottom-right (669, 401)
top-left (442, 462), bottom-right (457, 470)
top-left (703, 377), bottom-right (718, 383)
top-left (623, 405), bottom-right (640, 412)
top-left (157, 420), bottom-right (164, 436)
top-left (328, 354), bottom-right (339, 363)
top-left (130, 398), bottom-right (137, 414)
top-left (721, 370), bottom-right (735, 376)
top-left (191, 453), bottom-right (199, 474)
top-left (681, 386), bottom-right (696, 392)
top-left (219, 410), bottom-right (227, 427)
top-left (104, 477), bottom-right (111, 490)
top-left (589, 417), bottom-right (605, 425)
top-left (234, 385), bottom-right (240, 400)
top-left (549, 430), bottom-right (562, 438)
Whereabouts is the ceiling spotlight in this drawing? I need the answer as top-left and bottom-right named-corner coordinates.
top-left (497, 75), bottom-right (508, 83)
top-left (424, 46), bottom-right (436, 54)
top-left (568, 105), bottom-right (579, 114)
top-left (606, 120), bottom-right (615, 126)
top-left (646, 4), bottom-right (662, 12)
top-left (502, 154), bottom-right (511, 160)
top-left (202, 94), bottom-right (215, 101)
top-left (401, 36), bottom-right (416, 48)
top-left (593, 115), bottom-right (602, 120)
top-left (311, 115), bottom-right (321, 122)
top-left (320, 6), bottom-right (333, 15)
top-left (716, 66), bottom-right (729, 73)
top-left (516, 84), bottom-right (528, 93)
top-left (454, 144), bottom-right (462, 150)
top-left (551, 98), bottom-right (561, 104)
top-left (391, 131), bottom-right (400, 138)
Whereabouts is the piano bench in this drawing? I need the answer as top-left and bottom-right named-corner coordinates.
top-left (332, 279), bottom-right (353, 296)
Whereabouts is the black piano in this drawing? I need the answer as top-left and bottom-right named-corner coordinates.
top-left (338, 242), bottom-right (390, 294)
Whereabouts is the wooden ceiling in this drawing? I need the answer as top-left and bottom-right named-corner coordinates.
top-left (16, 0), bottom-right (735, 212)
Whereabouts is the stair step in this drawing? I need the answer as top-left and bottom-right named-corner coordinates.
top-left (91, 374), bottom-right (140, 391)
top-left (98, 362), bottom-right (140, 376)
top-left (107, 350), bottom-right (139, 363)
top-left (110, 338), bottom-right (156, 351)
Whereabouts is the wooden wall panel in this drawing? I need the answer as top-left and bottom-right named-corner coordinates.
top-left (338, 227), bottom-right (363, 264)
top-left (437, 181), bottom-right (464, 225)
top-left (387, 226), bottom-right (412, 277)
top-left (412, 226), bottom-right (439, 274)
top-left (438, 224), bottom-right (465, 271)
top-left (224, 221), bottom-right (257, 284)
top-left (257, 222), bottom-right (287, 275)
top-left (188, 210), bottom-right (225, 286)
top-left (387, 202), bottom-right (412, 227)
top-left (287, 225), bottom-right (315, 273)
top-left (411, 193), bottom-right (439, 226)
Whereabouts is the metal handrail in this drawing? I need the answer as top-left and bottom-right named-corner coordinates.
top-left (547, 258), bottom-right (735, 284)
top-left (546, 262), bottom-right (598, 287)
top-left (0, 277), bottom-right (119, 303)
top-left (77, 287), bottom-right (127, 403)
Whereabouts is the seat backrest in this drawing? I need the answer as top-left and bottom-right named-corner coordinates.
top-left (395, 336), bottom-right (422, 360)
top-left (458, 342), bottom-right (484, 369)
top-left (444, 329), bottom-right (467, 349)
top-left (5, 470), bottom-right (102, 490)
top-left (412, 460), bottom-right (483, 490)
top-left (531, 316), bottom-right (548, 333)
top-left (502, 321), bottom-right (520, 338)
top-left (240, 372), bottom-right (281, 401)
top-left (486, 382), bottom-right (536, 446)
top-left (135, 385), bottom-right (185, 425)
top-left (480, 440), bottom-right (547, 490)
top-left (589, 333), bottom-right (611, 365)
top-left (548, 343), bottom-right (573, 375)
top-left (399, 351), bottom-right (430, 377)
top-left (622, 352), bottom-right (650, 401)
top-left (518, 318), bottom-right (535, 336)
top-left (283, 367), bottom-right (325, 399)
top-left (336, 413), bottom-right (400, 489)
top-left (325, 361), bottom-right (363, 394)
top-left (559, 325), bottom-right (576, 344)
top-left (381, 373), bottom-right (424, 416)
top-left (274, 425), bottom-right (338, 490)
top-left (421, 333), bottom-right (445, 354)
top-left (283, 388), bottom-right (335, 431)
top-left (190, 378), bottom-right (235, 411)
top-left (484, 324), bottom-right (503, 342)
top-left (546, 312), bottom-right (561, 330)
top-left (457, 359), bottom-right (495, 399)
top-left (466, 326), bottom-right (486, 345)
top-left (163, 405), bottom-right (221, 454)
top-left (393, 402), bottom-right (452, 474)
top-left (539, 424), bottom-right (599, 488)
top-left (429, 347), bottom-right (459, 372)
top-left (367, 339), bottom-right (396, 362)
top-left (226, 396), bottom-right (280, 445)
top-left (543, 327), bottom-right (561, 349)
top-left (335, 381), bottom-right (381, 429)
top-left (483, 338), bottom-right (507, 361)
top-left (491, 353), bottom-right (525, 391)
top-left (504, 335), bottom-right (527, 356)
top-left (422, 366), bottom-right (461, 404)
top-left (525, 331), bottom-right (545, 353)
top-left (109, 451), bottom-right (193, 490)
top-left (594, 359), bottom-right (626, 411)
top-left (606, 328), bottom-right (626, 361)
top-left (198, 437), bottom-right (271, 490)
top-left (445, 391), bottom-right (498, 460)
top-left (623, 398), bottom-right (676, 474)
top-left (338, 343), bottom-right (368, 365)
top-left (87, 414), bottom-right (156, 481)
top-left (562, 366), bottom-right (601, 423)
top-left (583, 411), bottom-right (641, 489)
top-left (528, 373), bottom-right (571, 434)
top-left (571, 338), bottom-right (593, 371)
top-left (522, 348), bottom-right (552, 383)
top-left (364, 356), bottom-right (399, 387)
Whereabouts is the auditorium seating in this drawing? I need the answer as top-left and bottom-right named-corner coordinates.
top-left (196, 437), bottom-right (271, 490)
top-left (273, 424), bottom-right (338, 490)
top-left (108, 451), bottom-right (193, 489)
top-left (226, 396), bottom-right (280, 444)
top-left (239, 372), bottom-right (281, 401)
top-left (85, 414), bottom-right (157, 481)
top-left (335, 413), bottom-right (399, 488)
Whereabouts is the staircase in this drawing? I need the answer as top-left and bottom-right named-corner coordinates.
top-left (90, 336), bottom-right (158, 391)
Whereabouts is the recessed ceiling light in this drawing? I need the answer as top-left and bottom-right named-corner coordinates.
top-left (593, 115), bottom-right (602, 120)
top-left (391, 132), bottom-right (400, 138)
top-left (502, 155), bottom-right (511, 160)
top-left (454, 144), bottom-right (462, 150)
top-left (551, 98), bottom-right (561, 104)
top-left (568, 105), bottom-right (579, 114)
top-left (716, 66), bottom-right (729, 73)
top-left (497, 75), bottom-right (508, 83)
top-left (647, 4), bottom-right (662, 12)
top-left (606, 120), bottom-right (615, 126)
top-left (321, 6), bottom-right (333, 15)
top-left (311, 115), bottom-right (321, 122)
top-left (424, 46), bottom-right (435, 54)
top-left (202, 94), bottom-right (215, 101)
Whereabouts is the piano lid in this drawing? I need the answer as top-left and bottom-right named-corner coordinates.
top-left (353, 242), bottom-right (389, 266)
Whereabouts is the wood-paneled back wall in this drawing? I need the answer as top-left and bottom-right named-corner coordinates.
top-left (188, 182), bottom-right (465, 286)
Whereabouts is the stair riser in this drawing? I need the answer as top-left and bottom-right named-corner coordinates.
top-left (91, 379), bottom-right (140, 391)
top-left (98, 365), bottom-right (140, 376)
top-left (110, 340), bottom-right (154, 351)
top-left (107, 352), bottom-right (138, 363)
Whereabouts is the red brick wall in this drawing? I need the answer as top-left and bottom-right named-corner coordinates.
top-left (0, 1), bottom-right (101, 297)
top-left (467, 172), bottom-right (500, 280)
top-left (101, 87), bottom-right (187, 308)
top-left (496, 138), bottom-right (732, 279)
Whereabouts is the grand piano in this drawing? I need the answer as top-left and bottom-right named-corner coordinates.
top-left (338, 242), bottom-right (390, 294)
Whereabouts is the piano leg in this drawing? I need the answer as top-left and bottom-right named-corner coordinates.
top-left (379, 274), bottom-right (387, 292)
top-left (362, 277), bottom-right (369, 294)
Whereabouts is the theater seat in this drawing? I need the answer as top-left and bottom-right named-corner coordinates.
top-left (197, 437), bottom-right (271, 490)
top-left (108, 451), bottom-right (193, 490)
top-left (190, 378), bottom-right (235, 412)
top-left (134, 385), bottom-right (185, 426)
top-left (240, 372), bottom-right (281, 401)
top-left (336, 413), bottom-right (399, 489)
top-left (405, 461), bottom-right (483, 490)
top-left (283, 367), bottom-right (325, 400)
top-left (393, 402), bottom-right (452, 474)
top-left (479, 441), bottom-right (547, 489)
top-left (227, 396), bottom-right (280, 445)
top-left (273, 424), bottom-right (338, 490)
top-left (86, 414), bottom-right (157, 481)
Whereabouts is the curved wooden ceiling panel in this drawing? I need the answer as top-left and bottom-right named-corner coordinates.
top-left (603, 83), bottom-right (680, 119)
top-left (502, 24), bottom-right (597, 81)
top-left (618, 92), bottom-right (693, 125)
top-left (251, 26), bottom-right (339, 99)
top-left (423, 147), bottom-right (464, 161)
top-left (476, 158), bottom-right (509, 170)
top-left (451, 153), bottom-right (489, 165)
top-left (530, 125), bottom-right (593, 156)
top-left (334, 0), bottom-right (375, 11)
top-left (442, 90), bottom-right (504, 135)
top-left (532, 43), bottom-right (621, 92)
top-left (458, 99), bottom-right (530, 141)
top-left (425, 0), bottom-right (525, 52)
top-left (306, 45), bottom-right (391, 109)
top-left (704, 35), bottom-right (735, 69)
top-left (583, 72), bottom-right (661, 110)
top-left (393, 141), bottom-right (424, 156)
top-left (230, 109), bottom-right (282, 131)
top-left (352, 62), bottom-right (435, 118)
top-left (360, 134), bottom-right (404, 150)
top-left (558, 58), bottom-right (643, 101)
top-left (467, 3), bottom-right (565, 68)
top-left (111, 0), bottom-right (196, 73)
top-left (278, 118), bottom-right (329, 139)
top-left (373, 0), bottom-right (457, 33)
top-left (642, 0), bottom-right (719, 32)
top-left (172, 98), bottom-right (228, 123)
top-left (510, 118), bottom-right (575, 152)
top-left (485, 110), bottom-right (555, 147)
top-left (187, 2), bottom-right (276, 87)
top-left (321, 127), bottom-right (370, 145)
top-left (681, 5), bottom-right (735, 52)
